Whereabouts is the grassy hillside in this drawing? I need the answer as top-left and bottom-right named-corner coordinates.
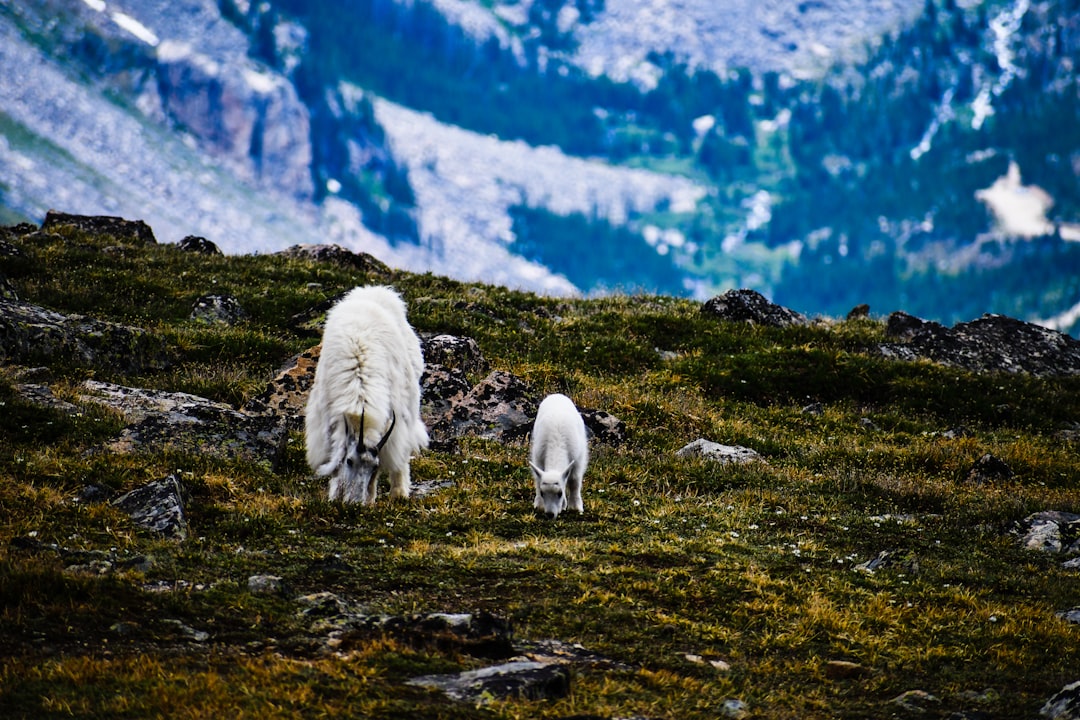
top-left (1, 224), bottom-right (1079, 718)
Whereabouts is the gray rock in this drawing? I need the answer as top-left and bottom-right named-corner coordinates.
top-left (846, 303), bottom-right (870, 319)
top-left (276, 244), bottom-right (391, 274)
top-left (421, 333), bottom-right (490, 376)
top-left (890, 689), bottom-right (940, 712)
top-left (161, 618), bottom-right (209, 643)
top-left (1056, 608), bottom-right (1080, 625)
top-left (112, 475), bottom-right (187, 540)
top-left (854, 549), bottom-right (919, 575)
top-left (190, 294), bottom-right (248, 325)
top-left (581, 408), bottom-right (627, 447)
top-left (81, 380), bottom-right (288, 470)
top-left (965, 453), bottom-right (1014, 484)
top-left (421, 364), bottom-right (474, 427)
top-left (0, 298), bottom-right (170, 373)
top-left (426, 370), bottom-right (539, 448)
top-left (675, 439), bottom-right (763, 465)
top-left (719, 698), bottom-right (750, 719)
top-left (13, 383), bottom-right (79, 415)
top-left (407, 660), bottom-right (571, 704)
top-left (0, 271), bottom-right (17, 301)
top-left (701, 289), bottom-right (808, 328)
top-left (248, 575), bottom-right (285, 595)
top-left (176, 235), bottom-right (221, 255)
top-left (41, 211), bottom-right (157, 245)
top-left (1015, 511), bottom-right (1080, 554)
top-left (1042, 680), bottom-right (1080, 720)
top-left (880, 312), bottom-right (1080, 377)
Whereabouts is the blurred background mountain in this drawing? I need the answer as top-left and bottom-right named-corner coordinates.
top-left (2, 0), bottom-right (1077, 332)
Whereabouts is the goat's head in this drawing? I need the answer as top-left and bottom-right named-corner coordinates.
top-left (333, 408), bottom-right (396, 502)
top-left (530, 459), bottom-right (573, 519)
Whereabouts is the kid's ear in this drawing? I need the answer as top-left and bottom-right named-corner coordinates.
top-left (561, 459), bottom-right (576, 481)
top-left (529, 461), bottom-right (543, 478)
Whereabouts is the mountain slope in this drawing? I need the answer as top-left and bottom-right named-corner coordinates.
top-left (2, 220), bottom-right (1080, 719)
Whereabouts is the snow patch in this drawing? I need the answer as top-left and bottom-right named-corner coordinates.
top-left (975, 162), bottom-right (1054, 238)
top-left (242, 67), bottom-right (279, 95)
top-left (971, 0), bottom-right (1029, 130)
top-left (111, 11), bottom-right (160, 47)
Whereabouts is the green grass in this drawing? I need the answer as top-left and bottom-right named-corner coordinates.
top-left (1, 227), bottom-right (1079, 718)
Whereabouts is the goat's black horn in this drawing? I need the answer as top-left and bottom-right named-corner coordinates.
top-left (376, 411), bottom-right (396, 451)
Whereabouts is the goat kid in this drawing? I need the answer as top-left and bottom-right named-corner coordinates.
top-left (529, 393), bottom-right (589, 519)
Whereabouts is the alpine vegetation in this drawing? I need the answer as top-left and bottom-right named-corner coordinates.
top-left (304, 286), bottom-right (429, 503)
top-left (529, 393), bottom-right (589, 519)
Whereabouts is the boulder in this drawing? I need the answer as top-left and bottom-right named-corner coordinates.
top-left (276, 244), bottom-right (391, 275)
top-left (0, 298), bottom-right (170, 373)
top-left (701, 289), bottom-right (808, 328)
top-left (854, 549), bottom-right (919, 575)
top-left (880, 312), bottom-right (1080, 376)
top-left (425, 370), bottom-right (538, 447)
top-left (190, 294), bottom-right (248, 325)
top-left (1015, 511), bottom-right (1080, 554)
top-left (407, 660), bottom-right (571, 704)
top-left (421, 333), bottom-right (490, 377)
top-left (581, 408), bottom-right (627, 447)
top-left (176, 235), bottom-right (222, 255)
top-left (965, 453), bottom-right (1014, 484)
top-left (41, 211), bottom-right (157, 245)
top-left (111, 475), bottom-right (187, 540)
top-left (1042, 680), bottom-right (1080, 720)
top-left (676, 439), bottom-right (764, 465)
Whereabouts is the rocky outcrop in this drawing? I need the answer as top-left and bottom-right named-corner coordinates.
top-left (41, 211), bottom-right (157, 245)
top-left (275, 244), bottom-right (393, 276)
top-left (177, 235), bottom-right (222, 254)
top-left (425, 370), bottom-right (539, 449)
top-left (0, 298), bottom-right (171, 373)
top-left (80, 380), bottom-right (288, 470)
top-left (243, 346), bottom-right (322, 429)
top-left (155, 37), bottom-right (314, 199)
top-left (879, 312), bottom-right (1080, 377)
top-left (701, 289), bottom-right (809, 328)
top-left (244, 336), bottom-right (622, 452)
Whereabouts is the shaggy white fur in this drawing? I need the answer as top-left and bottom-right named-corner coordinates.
top-left (305, 286), bottom-right (429, 503)
top-left (529, 393), bottom-right (589, 518)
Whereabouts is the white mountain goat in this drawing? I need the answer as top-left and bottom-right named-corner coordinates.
top-left (529, 393), bottom-right (589, 519)
top-left (305, 285), bottom-right (429, 504)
